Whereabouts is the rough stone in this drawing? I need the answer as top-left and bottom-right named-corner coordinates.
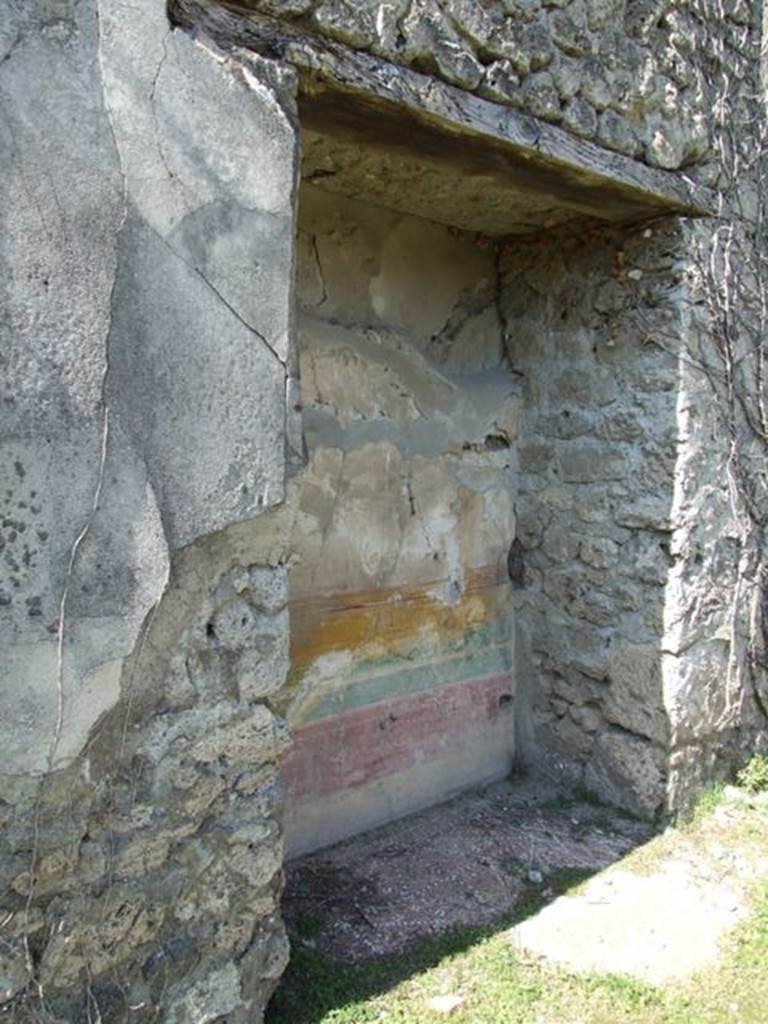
top-left (552, 55), bottom-right (583, 101)
top-left (184, 0), bottom-right (735, 178)
top-left (166, 962), bottom-right (244, 1024)
top-left (0, 940), bottom-right (29, 1006)
top-left (499, 215), bottom-right (754, 818)
top-left (597, 109), bottom-right (639, 157)
top-left (479, 59), bottom-right (522, 105)
top-left (549, 9), bottom-right (589, 57)
top-left (520, 71), bottom-right (562, 122)
top-left (313, 1), bottom-right (376, 47)
top-left (542, 526), bottom-right (581, 563)
top-left (585, 730), bottom-right (666, 818)
top-left (603, 642), bottom-right (668, 743)
top-left (647, 118), bottom-right (688, 170)
top-left (558, 443), bottom-right (626, 483)
top-left (579, 536), bottom-right (619, 570)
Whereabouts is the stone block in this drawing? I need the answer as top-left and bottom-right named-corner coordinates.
top-left (550, 366), bottom-right (618, 407)
top-left (237, 627), bottom-right (291, 701)
top-left (549, 9), bottom-right (589, 57)
top-left (536, 409), bottom-right (595, 439)
top-left (191, 707), bottom-right (289, 769)
top-left (553, 712), bottom-right (594, 757)
top-left (542, 526), bottom-right (581, 563)
top-left (114, 833), bottom-right (172, 880)
top-left (229, 840), bottom-right (283, 889)
top-left (520, 71), bottom-right (561, 122)
top-left (166, 963), bottom-right (243, 1024)
top-left (523, 19), bottom-right (555, 71)
top-left (579, 536), bottom-right (619, 569)
top-left (255, 0), bottom-right (313, 13)
top-left (570, 703), bottom-right (603, 733)
top-left (603, 641), bottom-right (667, 743)
top-left (567, 590), bottom-right (618, 627)
top-left (0, 939), bottom-right (28, 1007)
top-left (562, 96), bottom-right (598, 138)
top-left (647, 118), bottom-right (687, 170)
top-left (614, 500), bottom-right (673, 531)
top-left (515, 499), bottom-right (548, 548)
top-left (598, 410), bottom-right (645, 442)
top-left (313, 1), bottom-right (376, 47)
top-left (585, 730), bottom-right (666, 818)
top-left (478, 60), bottom-right (522, 105)
top-left (621, 533), bottom-right (670, 585)
top-left (520, 440), bottom-right (554, 473)
top-left (558, 443), bottom-right (625, 483)
top-left (598, 109), bottom-right (640, 157)
top-left (486, 25), bottom-right (531, 75)
top-left (444, 0), bottom-right (499, 49)
top-left (580, 59), bottom-right (613, 108)
top-left (586, 0), bottom-right (620, 30)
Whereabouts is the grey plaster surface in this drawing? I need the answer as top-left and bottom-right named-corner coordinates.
top-left (0, 0), bottom-right (295, 769)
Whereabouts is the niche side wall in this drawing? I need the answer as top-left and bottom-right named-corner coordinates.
top-left (501, 221), bottom-right (687, 819)
top-left (279, 185), bottom-right (521, 856)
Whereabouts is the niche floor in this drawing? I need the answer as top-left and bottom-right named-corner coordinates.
top-left (279, 776), bottom-right (651, 962)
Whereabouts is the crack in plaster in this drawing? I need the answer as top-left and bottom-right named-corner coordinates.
top-left (46, 0), bottom-right (132, 774)
top-left (310, 232), bottom-right (328, 305)
top-left (143, 217), bottom-right (287, 367)
top-left (19, 3), bottom-right (134, 991)
top-left (143, 23), bottom-right (291, 367)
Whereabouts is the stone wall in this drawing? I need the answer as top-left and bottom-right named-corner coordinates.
top-left (492, 0), bottom-right (766, 807)
top-left (500, 221), bottom-right (688, 817)
top-left (502, 208), bottom-right (766, 818)
top-left (1, 532), bottom-right (293, 1022)
top-left (661, 0), bottom-right (768, 810)
top-left (213, 0), bottom-right (722, 174)
top-left (660, 253), bottom-right (750, 812)
top-left (0, 0), bottom-right (298, 1018)
top-left (279, 185), bottom-right (520, 854)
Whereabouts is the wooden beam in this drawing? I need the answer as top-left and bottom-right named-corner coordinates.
top-left (172, 0), bottom-right (714, 229)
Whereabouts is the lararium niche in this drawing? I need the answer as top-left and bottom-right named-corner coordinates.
top-left (278, 184), bottom-right (520, 856)
top-left (275, 79), bottom-right (706, 855)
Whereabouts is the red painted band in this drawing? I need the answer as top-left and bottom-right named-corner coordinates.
top-left (281, 673), bottom-right (514, 803)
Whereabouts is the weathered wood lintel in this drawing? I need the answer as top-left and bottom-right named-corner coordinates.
top-left (172, 0), bottom-right (715, 233)
top-left (294, 45), bottom-right (714, 225)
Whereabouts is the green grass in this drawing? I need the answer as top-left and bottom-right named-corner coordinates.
top-left (686, 781), bottom-right (728, 825)
top-left (268, 802), bottom-right (768, 1024)
top-left (736, 753), bottom-right (768, 794)
top-left (268, 872), bottom-right (573, 1024)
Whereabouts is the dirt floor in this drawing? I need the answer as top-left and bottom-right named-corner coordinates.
top-left (281, 775), bottom-right (653, 962)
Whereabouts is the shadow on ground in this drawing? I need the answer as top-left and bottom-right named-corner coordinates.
top-left (267, 775), bottom-right (654, 1024)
